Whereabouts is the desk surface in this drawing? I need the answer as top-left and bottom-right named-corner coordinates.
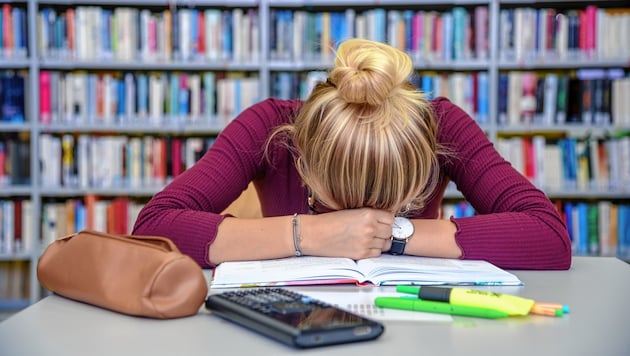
top-left (1, 256), bottom-right (629, 356)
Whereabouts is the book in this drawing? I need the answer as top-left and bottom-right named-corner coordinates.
top-left (39, 70), bottom-right (51, 124)
top-left (210, 255), bottom-right (523, 288)
top-left (1, 71), bottom-right (25, 123)
top-left (542, 73), bottom-right (558, 125)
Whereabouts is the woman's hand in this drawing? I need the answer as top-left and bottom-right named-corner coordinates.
top-left (299, 208), bottom-right (395, 260)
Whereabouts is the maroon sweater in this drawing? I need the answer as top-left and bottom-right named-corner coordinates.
top-left (133, 97), bottom-right (572, 270)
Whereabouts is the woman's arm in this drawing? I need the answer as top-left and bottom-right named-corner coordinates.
top-left (404, 218), bottom-right (461, 259)
top-left (209, 209), bottom-right (396, 264)
top-left (132, 99), bottom-right (298, 267)
top-left (424, 97), bottom-right (571, 270)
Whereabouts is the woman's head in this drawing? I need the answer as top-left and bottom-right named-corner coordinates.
top-left (293, 38), bottom-right (440, 214)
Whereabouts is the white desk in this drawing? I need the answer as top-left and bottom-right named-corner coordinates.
top-left (1, 257), bottom-right (629, 356)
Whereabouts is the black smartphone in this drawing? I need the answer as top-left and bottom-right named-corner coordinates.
top-left (205, 288), bottom-right (384, 348)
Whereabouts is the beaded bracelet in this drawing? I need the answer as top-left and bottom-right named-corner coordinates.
top-left (292, 213), bottom-right (303, 257)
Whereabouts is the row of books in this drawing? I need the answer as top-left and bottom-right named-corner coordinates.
top-left (12, 67), bottom-right (629, 130)
top-left (0, 70), bottom-right (27, 123)
top-left (499, 6), bottom-right (630, 62)
top-left (0, 200), bottom-right (31, 255)
top-left (0, 196), bottom-right (145, 256)
top-left (0, 4), bottom-right (27, 59)
top-left (42, 68), bottom-right (628, 128)
top-left (560, 201), bottom-right (630, 259)
top-left (271, 7), bottom-right (489, 62)
top-left (41, 197), bottom-right (144, 248)
top-left (497, 135), bottom-right (630, 193)
top-left (498, 69), bottom-right (630, 127)
top-left (39, 71), bottom-right (260, 126)
top-left (39, 134), bottom-right (215, 189)
top-left (413, 71), bottom-right (488, 124)
top-left (32, 4), bottom-right (630, 64)
top-left (38, 6), bottom-right (260, 62)
top-left (0, 260), bottom-right (29, 303)
top-left (271, 70), bottom-right (490, 123)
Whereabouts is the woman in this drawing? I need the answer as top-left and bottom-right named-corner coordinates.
top-left (132, 38), bottom-right (571, 270)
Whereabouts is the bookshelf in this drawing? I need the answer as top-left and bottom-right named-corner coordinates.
top-left (0, 0), bottom-right (628, 311)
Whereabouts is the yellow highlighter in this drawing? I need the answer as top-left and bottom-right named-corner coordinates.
top-left (396, 285), bottom-right (535, 316)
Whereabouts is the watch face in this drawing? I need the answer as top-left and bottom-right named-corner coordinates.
top-left (392, 217), bottom-right (414, 240)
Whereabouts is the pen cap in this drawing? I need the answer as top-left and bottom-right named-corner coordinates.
top-left (396, 285), bottom-right (421, 295)
top-left (417, 287), bottom-right (452, 303)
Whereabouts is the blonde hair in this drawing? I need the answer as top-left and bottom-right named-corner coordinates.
top-left (277, 38), bottom-right (441, 214)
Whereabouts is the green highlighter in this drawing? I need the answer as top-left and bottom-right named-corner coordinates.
top-left (374, 297), bottom-right (509, 319)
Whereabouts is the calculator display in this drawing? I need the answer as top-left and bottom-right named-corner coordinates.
top-left (268, 301), bottom-right (367, 330)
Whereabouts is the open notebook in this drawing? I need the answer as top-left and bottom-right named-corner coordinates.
top-left (210, 255), bottom-right (523, 288)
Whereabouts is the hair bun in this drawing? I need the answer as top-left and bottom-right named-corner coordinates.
top-left (328, 39), bottom-right (413, 106)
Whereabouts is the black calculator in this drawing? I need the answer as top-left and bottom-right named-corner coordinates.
top-left (205, 288), bottom-right (384, 348)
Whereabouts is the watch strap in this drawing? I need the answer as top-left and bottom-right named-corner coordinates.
top-left (389, 239), bottom-right (407, 255)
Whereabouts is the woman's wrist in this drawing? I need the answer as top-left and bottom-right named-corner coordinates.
top-left (406, 219), bottom-right (461, 258)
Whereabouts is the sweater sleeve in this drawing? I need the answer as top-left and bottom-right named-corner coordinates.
top-left (132, 99), bottom-right (297, 268)
top-left (434, 97), bottom-right (572, 270)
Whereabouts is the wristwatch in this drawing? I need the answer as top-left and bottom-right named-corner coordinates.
top-left (390, 216), bottom-right (414, 255)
